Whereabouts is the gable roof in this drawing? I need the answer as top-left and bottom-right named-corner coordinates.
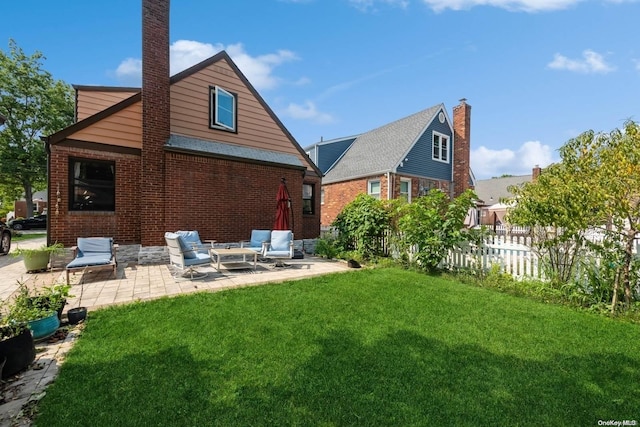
top-left (46, 51), bottom-right (322, 177)
top-left (322, 104), bottom-right (443, 184)
top-left (474, 174), bottom-right (532, 205)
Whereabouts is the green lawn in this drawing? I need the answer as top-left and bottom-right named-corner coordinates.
top-left (11, 232), bottom-right (46, 242)
top-left (36, 268), bottom-right (640, 426)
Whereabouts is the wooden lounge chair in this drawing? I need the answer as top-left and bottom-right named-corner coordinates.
top-left (65, 237), bottom-right (118, 285)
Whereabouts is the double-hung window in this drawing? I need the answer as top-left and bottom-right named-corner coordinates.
top-left (400, 178), bottom-right (411, 202)
top-left (432, 131), bottom-right (449, 163)
top-left (368, 180), bottom-right (381, 199)
top-left (210, 86), bottom-right (237, 131)
top-left (303, 184), bottom-right (314, 215)
top-left (69, 158), bottom-right (115, 211)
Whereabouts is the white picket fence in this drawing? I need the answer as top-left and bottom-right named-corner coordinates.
top-left (446, 234), bottom-right (640, 281)
top-left (447, 235), bottom-right (543, 279)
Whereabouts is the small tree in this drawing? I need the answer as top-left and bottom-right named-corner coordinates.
top-left (331, 193), bottom-right (391, 259)
top-left (0, 39), bottom-right (74, 215)
top-left (397, 189), bottom-right (476, 273)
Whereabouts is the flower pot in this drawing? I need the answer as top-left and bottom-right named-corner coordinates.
top-left (67, 307), bottom-right (87, 325)
top-left (28, 312), bottom-right (60, 340)
top-left (22, 250), bottom-right (51, 273)
top-left (0, 328), bottom-right (36, 379)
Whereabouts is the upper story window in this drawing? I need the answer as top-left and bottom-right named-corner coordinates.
top-left (69, 158), bottom-right (115, 211)
top-left (432, 131), bottom-right (449, 163)
top-left (400, 178), bottom-right (411, 202)
top-left (368, 180), bottom-right (381, 199)
top-left (303, 184), bottom-right (315, 215)
top-left (210, 86), bottom-right (237, 132)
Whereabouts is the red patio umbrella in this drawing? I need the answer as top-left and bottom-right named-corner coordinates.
top-left (274, 178), bottom-right (291, 230)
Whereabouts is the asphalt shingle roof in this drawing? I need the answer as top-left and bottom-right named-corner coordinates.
top-left (166, 134), bottom-right (304, 168)
top-left (474, 174), bottom-right (532, 204)
top-left (323, 104), bottom-right (442, 184)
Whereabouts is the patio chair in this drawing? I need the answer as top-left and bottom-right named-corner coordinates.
top-left (164, 232), bottom-right (211, 280)
top-left (65, 237), bottom-right (118, 285)
top-left (175, 230), bottom-right (215, 254)
top-left (240, 229), bottom-right (271, 254)
top-left (262, 230), bottom-right (294, 267)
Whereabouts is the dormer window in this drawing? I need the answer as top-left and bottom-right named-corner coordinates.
top-left (210, 86), bottom-right (237, 132)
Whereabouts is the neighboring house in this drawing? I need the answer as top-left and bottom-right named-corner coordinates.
top-left (305, 100), bottom-right (473, 227)
top-left (14, 190), bottom-right (48, 219)
top-left (44, 0), bottom-right (322, 247)
top-left (473, 166), bottom-right (541, 225)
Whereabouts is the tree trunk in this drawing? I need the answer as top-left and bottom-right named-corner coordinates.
top-left (622, 228), bottom-right (636, 309)
top-left (23, 181), bottom-right (33, 218)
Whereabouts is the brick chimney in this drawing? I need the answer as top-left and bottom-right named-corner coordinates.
top-left (452, 98), bottom-right (471, 198)
top-left (141, 0), bottom-right (170, 246)
top-left (532, 164), bottom-right (541, 180)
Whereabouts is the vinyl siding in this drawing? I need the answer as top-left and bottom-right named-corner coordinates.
top-left (76, 90), bottom-right (139, 121)
top-left (169, 58), bottom-right (313, 169)
top-left (316, 137), bottom-right (356, 174)
top-left (397, 110), bottom-right (453, 182)
top-left (70, 102), bottom-right (142, 148)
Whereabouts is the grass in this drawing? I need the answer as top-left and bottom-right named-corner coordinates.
top-left (35, 267), bottom-right (640, 426)
top-left (11, 232), bottom-right (46, 242)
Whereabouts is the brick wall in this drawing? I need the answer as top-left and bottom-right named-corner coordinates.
top-left (321, 175), bottom-right (388, 227)
top-left (452, 99), bottom-right (472, 198)
top-left (48, 145), bottom-right (141, 246)
top-left (164, 152), bottom-right (320, 242)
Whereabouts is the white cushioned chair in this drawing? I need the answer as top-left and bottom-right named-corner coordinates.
top-left (262, 230), bottom-right (294, 262)
top-left (165, 232), bottom-right (211, 280)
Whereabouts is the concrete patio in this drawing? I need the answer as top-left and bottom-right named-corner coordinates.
top-left (0, 235), bottom-right (350, 425)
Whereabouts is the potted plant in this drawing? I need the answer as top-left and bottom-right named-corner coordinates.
top-left (0, 298), bottom-right (36, 379)
top-left (9, 282), bottom-right (60, 341)
top-left (67, 279), bottom-right (87, 325)
top-left (27, 283), bottom-right (72, 320)
top-left (11, 243), bottom-right (65, 273)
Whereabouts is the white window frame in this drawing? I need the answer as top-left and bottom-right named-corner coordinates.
top-left (368, 180), bottom-right (381, 199)
top-left (210, 86), bottom-right (236, 131)
top-left (400, 178), bottom-right (411, 202)
top-left (432, 131), bottom-right (450, 163)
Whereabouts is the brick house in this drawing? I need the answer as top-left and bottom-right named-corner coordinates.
top-left (44, 0), bottom-right (322, 247)
top-left (305, 100), bottom-right (473, 227)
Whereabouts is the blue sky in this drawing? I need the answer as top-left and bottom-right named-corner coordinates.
top-left (2, 0), bottom-right (638, 179)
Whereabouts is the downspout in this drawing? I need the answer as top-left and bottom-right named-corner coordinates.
top-left (387, 172), bottom-right (391, 200)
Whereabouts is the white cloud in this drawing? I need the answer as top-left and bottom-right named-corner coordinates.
top-left (115, 58), bottom-right (142, 81)
top-left (349, 0), bottom-right (409, 12)
top-left (113, 40), bottom-right (298, 91)
top-left (547, 49), bottom-right (616, 73)
top-left (280, 101), bottom-right (334, 124)
top-left (471, 140), bottom-right (558, 179)
top-left (422, 0), bottom-right (582, 12)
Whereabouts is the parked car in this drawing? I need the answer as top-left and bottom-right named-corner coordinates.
top-left (0, 221), bottom-right (11, 255)
top-left (9, 215), bottom-right (47, 230)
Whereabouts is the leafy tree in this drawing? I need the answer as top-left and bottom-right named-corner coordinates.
top-left (397, 189), bottom-right (476, 273)
top-left (509, 121), bottom-right (640, 313)
top-left (507, 161), bottom-right (599, 284)
top-left (0, 39), bottom-right (74, 216)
